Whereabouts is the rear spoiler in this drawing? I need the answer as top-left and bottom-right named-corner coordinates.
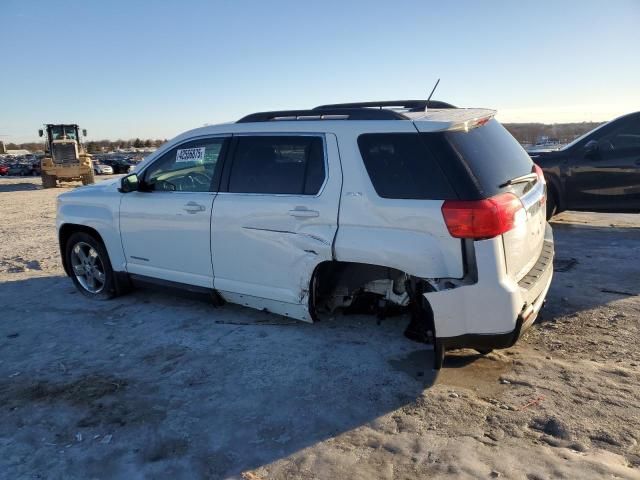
top-left (411, 108), bottom-right (497, 133)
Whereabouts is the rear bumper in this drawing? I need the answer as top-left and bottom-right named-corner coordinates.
top-left (424, 224), bottom-right (554, 351)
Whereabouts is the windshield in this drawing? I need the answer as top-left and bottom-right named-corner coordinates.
top-left (49, 125), bottom-right (78, 141)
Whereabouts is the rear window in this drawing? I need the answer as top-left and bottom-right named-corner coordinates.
top-left (357, 133), bottom-right (456, 200)
top-left (228, 136), bottom-right (325, 195)
top-left (422, 119), bottom-right (533, 198)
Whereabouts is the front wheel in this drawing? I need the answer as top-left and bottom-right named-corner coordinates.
top-left (81, 170), bottom-right (95, 185)
top-left (66, 232), bottom-right (117, 299)
top-left (41, 172), bottom-right (56, 188)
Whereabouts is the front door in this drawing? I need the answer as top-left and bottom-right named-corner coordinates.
top-left (211, 133), bottom-right (341, 321)
top-left (567, 116), bottom-right (640, 212)
top-left (120, 136), bottom-right (229, 287)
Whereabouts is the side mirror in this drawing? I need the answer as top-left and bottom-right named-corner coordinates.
top-left (119, 173), bottom-right (139, 193)
top-left (82, 129), bottom-right (87, 137)
top-left (38, 129), bottom-right (43, 137)
top-left (584, 139), bottom-right (599, 155)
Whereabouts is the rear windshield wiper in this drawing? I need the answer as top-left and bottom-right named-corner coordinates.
top-left (499, 172), bottom-right (538, 188)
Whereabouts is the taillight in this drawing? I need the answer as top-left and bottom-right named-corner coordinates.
top-left (533, 164), bottom-right (547, 206)
top-left (442, 193), bottom-right (525, 239)
top-left (533, 164), bottom-right (545, 185)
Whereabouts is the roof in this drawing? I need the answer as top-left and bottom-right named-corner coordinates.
top-left (237, 100), bottom-right (456, 123)
top-left (237, 106), bottom-right (496, 133)
top-left (236, 99), bottom-right (495, 132)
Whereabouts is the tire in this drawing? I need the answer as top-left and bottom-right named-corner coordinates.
top-left (41, 172), bottom-right (57, 188)
top-left (546, 186), bottom-right (558, 220)
top-left (476, 349), bottom-right (494, 355)
top-left (81, 170), bottom-right (95, 185)
top-left (66, 232), bottom-right (117, 300)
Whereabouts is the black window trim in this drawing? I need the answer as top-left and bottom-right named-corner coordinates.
top-left (137, 134), bottom-right (232, 194)
top-left (217, 132), bottom-right (329, 197)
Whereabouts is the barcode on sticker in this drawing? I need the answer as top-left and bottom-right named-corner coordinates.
top-left (176, 147), bottom-right (205, 163)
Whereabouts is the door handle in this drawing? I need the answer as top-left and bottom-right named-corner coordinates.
top-left (183, 201), bottom-right (206, 214)
top-left (288, 208), bottom-right (319, 218)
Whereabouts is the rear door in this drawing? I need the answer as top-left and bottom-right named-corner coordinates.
top-left (119, 136), bottom-right (228, 287)
top-left (210, 133), bottom-right (341, 321)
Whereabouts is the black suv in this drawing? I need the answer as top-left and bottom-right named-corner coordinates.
top-left (531, 111), bottom-right (640, 218)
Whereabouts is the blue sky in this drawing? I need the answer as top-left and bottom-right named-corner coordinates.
top-left (2, 0), bottom-right (639, 143)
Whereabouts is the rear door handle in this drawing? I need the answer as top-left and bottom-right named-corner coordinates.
top-left (183, 201), bottom-right (206, 214)
top-left (288, 208), bottom-right (319, 218)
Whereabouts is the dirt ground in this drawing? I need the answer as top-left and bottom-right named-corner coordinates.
top-left (0, 176), bottom-right (639, 480)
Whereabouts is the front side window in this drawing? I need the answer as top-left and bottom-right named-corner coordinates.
top-left (228, 136), bottom-right (325, 195)
top-left (144, 137), bottom-right (226, 192)
top-left (597, 117), bottom-right (640, 151)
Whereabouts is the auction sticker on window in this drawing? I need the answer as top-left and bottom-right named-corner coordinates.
top-left (176, 147), bottom-right (205, 163)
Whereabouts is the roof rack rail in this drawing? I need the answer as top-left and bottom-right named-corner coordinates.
top-left (313, 100), bottom-right (456, 111)
top-left (237, 108), bottom-right (408, 123)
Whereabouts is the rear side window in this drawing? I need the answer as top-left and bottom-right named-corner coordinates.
top-left (228, 136), bottom-right (325, 195)
top-left (357, 133), bottom-right (456, 200)
top-left (422, 119), bottom-right (533, 198)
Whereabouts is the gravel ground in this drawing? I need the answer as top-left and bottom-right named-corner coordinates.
top-left (0, 176), bottom-right (639, 480)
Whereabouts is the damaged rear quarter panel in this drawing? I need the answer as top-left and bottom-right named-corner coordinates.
top-left (333, 127), bottom-right (464, 279)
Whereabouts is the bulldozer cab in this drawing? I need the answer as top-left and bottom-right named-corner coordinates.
top-left (48, 124), bottom-right (79, 142)
top-left (43, 124), bottom-right (84, 159)
top-left (40, 124), bottom-right (94, 188)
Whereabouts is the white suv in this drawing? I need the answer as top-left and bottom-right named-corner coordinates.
top-left (57, 100), bottom-right (553, 368)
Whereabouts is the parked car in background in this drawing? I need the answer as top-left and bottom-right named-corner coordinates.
top-left (7, 164), bottom-right (36, 176)
top-left (93, 162), bottom-right (114, 175)
top-left (532, 111), bottom-right (640, 219)
top-left (101, 158), bottom-right (134, 174)
top-left (56, 100), bottom-right (553, 368)
top-left (0, 165), bottom-right (8, 176)
top-left (30, 162), bottom-right (41, 176)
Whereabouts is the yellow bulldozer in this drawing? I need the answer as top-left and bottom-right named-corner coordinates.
top-left (39, 124), bottom-right (94, 188)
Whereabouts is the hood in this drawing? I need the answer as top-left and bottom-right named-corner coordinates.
top-left (59, 178), bottom-right (120, 200)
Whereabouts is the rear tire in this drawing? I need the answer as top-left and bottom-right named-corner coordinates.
top-left (476, 348), bottom-right (494, 355)
top-left (41, 172), bottom-right (56, 188)
top-left (66, 232), bottom-right (117, 300)
top-left (81, 170), bottom-right (95, 185)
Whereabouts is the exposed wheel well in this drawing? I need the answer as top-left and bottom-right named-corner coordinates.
top-left (309, 260), bottom-right (435, 342)
top-left (58, 224), bottom-right (106, 276)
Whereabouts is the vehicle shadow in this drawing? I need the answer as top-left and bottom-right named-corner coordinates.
top-left (0, 275), bottom-right (439, 478)
top-left (1, 219), bottom-right (637, 477)
top-left (0, 181), bottom-right (41, 192)
top-left (541, 222), bottom-right (640, 321)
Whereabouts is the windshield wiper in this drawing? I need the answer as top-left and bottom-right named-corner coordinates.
top-left (499, 172), bottom-right (538, 188)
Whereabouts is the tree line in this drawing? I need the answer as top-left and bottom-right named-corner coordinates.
top-left (2, 138), bottom-right (167, 153)
top-left (503, 122), bottom-right (603, 145)
top-left (3, 122), bottom-right (605, 154)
